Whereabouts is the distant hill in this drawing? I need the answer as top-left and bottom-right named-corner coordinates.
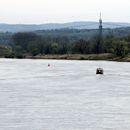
top-left (0, 22), bottom-right (130, 32)
top-left (1, 26), bottom-right (130, 45)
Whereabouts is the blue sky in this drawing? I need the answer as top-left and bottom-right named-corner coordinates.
top-left (0, 0), bottom-right (129, 24)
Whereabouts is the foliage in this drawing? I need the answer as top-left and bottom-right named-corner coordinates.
top-left (0, 45), bottom-right (12, 57)
top-left (0, 29), bottom-right (130, 58)
top-left (111, 40), bottom-right (129, 57)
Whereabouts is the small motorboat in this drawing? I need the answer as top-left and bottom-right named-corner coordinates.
top-left (96, 68), bottom-right (104, 75)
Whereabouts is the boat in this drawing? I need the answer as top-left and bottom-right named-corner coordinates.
top-left (96, 68), bottom-right (104, 75)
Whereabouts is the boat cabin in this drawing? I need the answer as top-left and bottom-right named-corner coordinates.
top-left (96, 68), bottom-right (104, 75)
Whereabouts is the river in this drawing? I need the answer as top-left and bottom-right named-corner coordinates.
top-left (0, 59), bottom-right (130, 130)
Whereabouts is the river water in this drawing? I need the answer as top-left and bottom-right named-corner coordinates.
top-left (0, 59), bottom-right (130, 130)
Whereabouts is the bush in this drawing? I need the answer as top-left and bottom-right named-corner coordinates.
top-left (112, 40), bottom-right (129, 57)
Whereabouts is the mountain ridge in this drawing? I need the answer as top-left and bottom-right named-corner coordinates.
top-left (0, 21), bottom-right (130, 32)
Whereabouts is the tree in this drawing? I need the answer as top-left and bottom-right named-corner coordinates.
top-left (51, 43), bottom-right (59, 54)
top-left (112, 40), bottom-right (129, 57)
top-left (13, 32), bottom-right (38, 52)
top-left (72, 39), bottom-right (91, 54)
top-left (27, 41), bottom-right (39, 56)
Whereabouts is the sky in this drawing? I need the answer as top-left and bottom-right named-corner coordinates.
top-left (0, 0), bottom-right (129, 24)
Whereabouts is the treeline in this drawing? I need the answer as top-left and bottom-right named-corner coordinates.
top-left (1, 27), bottom-right (130, 44)
top-left (8, 32), bottom-right (130, 58)
top-left (0, 29), bottom-right (130, 58)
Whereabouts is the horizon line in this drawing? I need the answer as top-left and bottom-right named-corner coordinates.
top-left (0, 21), bottom-right (130, 25)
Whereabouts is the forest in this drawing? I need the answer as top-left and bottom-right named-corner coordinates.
top-left (0, 27), bottom-right (130, 59)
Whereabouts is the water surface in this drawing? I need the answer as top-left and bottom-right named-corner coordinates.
top-left (0, 59), bottom-right (130, 130)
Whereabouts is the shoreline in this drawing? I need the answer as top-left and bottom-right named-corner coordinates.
top-left (25, 54), bottom-right (130, 62)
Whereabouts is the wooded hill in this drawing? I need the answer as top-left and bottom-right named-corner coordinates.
top-left (0, 27), bottom-right (130, 59)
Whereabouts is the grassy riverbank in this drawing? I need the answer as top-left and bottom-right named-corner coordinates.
top-left (26, 53), bottom-right (130, 62)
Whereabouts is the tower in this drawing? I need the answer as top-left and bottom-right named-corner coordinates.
top-left (97, 13), bottom-right (103, 53)
top-left (99, 13), bottom-right (103, 39)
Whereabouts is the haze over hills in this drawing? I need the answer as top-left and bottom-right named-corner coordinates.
top-left (0, 22), bottom-right (130, 32)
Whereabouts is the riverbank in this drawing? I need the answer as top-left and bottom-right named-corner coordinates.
top-left (26, 53), bottom-right (130, 62)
